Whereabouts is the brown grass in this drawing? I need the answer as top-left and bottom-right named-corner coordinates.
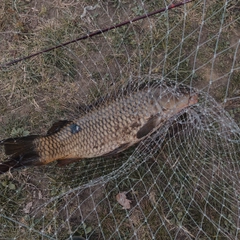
top-left (0, 0), bottom-right (240, 239)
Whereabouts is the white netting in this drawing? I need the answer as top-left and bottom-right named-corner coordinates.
top-left (0, 0), bottom-right (240, 239)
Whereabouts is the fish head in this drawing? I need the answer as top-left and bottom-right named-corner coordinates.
top-left (155, 87), bottom-right (198, 115)
top-left (174, 92), bottom-right (198, 110)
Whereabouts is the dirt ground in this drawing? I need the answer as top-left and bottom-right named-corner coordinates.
top-left (0, 0), bottom-right (240, 239)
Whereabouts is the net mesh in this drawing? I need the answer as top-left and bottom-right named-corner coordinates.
top-left (0, 0), bottom-right (240, 239)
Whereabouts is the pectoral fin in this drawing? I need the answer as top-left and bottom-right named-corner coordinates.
top-left (137, 114), bottom-right (162, 139)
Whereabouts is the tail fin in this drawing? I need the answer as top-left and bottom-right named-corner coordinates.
top-left (0, 135), bottom-right (42, 174)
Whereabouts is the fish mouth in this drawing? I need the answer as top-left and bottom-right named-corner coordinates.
top-left (188, 94), bottom-right (198, 106)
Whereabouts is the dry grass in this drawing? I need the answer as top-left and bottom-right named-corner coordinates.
top-left (0, 0), bottom-right (240, 239)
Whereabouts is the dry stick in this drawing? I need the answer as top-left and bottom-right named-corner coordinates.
top-left (0, 0), bottom-right (194, 69)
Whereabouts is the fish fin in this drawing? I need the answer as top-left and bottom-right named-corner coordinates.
top-left (102, 143), bottom-right (131, 157)
top-left (137, 114), bottom-right (162, 139)
top-left (47, 120), bottom-right (72, 135)
top-left (1, 135), bottom-right (38, 155)
top-left (76, 79), bottom-right (155, 115)
top-left (0, 136), bottom-right (42, 174)
top-left (56, 158), bottom-right (82, 167)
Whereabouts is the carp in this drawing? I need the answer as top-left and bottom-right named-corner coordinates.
top-left (0, 81), bottom-right (198, 174)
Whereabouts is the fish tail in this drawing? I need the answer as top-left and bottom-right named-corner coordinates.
top-left (0, 135), bottom-right (43, 174)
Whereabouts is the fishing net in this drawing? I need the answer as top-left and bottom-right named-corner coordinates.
top-left (0, 0), bottom-right (240, 239)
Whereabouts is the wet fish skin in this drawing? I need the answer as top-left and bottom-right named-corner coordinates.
top-left (0, 82), bottom-right (198, 173)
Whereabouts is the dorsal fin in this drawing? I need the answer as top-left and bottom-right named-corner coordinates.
top-left (77, 77), bottom-right (194, 116)
top-left (47, 120), bottom-right (72, 135)
top-left (76, 78), bottom-right (151, 115)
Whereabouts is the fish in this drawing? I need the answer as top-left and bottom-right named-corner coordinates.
top-left (0, 81), bottom-right (198, 174)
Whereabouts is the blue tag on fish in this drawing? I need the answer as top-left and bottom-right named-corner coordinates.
top-left (70, 124), bottom-right (81, 134)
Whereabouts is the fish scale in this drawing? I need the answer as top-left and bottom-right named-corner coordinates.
top-left (0, 81), bottom-right (198, 174)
